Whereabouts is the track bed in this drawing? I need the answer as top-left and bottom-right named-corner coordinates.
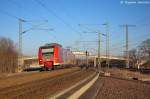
top-left (0, 67), bottom-right (95, 99)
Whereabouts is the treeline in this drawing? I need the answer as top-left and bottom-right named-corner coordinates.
top-left (129, 39), bottom-right (150, 69)
top-left (0, 37), bottom-right (18, 73)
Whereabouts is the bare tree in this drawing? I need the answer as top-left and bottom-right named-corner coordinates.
top-left (129, 49), bottom-right (138, 68)
top-left (128, 39), bottom-right (150, 69)
top-left (138, 39), bottom-right (150, 69)
top-left (0, 37), bottom-right (18, 73)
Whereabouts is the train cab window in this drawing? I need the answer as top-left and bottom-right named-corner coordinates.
top-left (41, 47), bottom-right (54, 60)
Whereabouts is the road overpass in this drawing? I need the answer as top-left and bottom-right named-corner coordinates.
top-left (22, 52), bottom-right (126, 68)
top-left (72, 51), bottom-right (126, 60)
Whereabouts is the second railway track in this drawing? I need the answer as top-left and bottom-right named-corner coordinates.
top-left (0, 68), bottom-right (96, 99)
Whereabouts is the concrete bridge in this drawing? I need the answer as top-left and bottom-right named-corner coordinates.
top-left (22, 52), bottom-right (126, 68)
top-left (72, 51), bottom-right (126, 60)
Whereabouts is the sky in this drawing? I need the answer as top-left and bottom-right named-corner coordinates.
top-left (0, 0), bottom-right (150, 56)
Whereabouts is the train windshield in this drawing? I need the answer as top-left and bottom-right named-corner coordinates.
top-left (41, 47), bottom-right (54, 60)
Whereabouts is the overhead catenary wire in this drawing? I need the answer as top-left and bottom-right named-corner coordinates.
top-left (8, 0), bottom-right (48, 20)
top-left (79, 24), bottom-right (102, 35)
top-left (1, 1), bottom-right (48, 27)
top-left (0, 9), bottom-right (19, 20)
top-left (7, 0), bottom-right (68, 41)
top-left (6, 0), bottom-right (60, 45)
top-left (111, 33), bottom-right (150, 48)
top-left (52, 2), bottom-right (84, 45)
top-left (6, 0), bottom-right (48, 24)
top-left (34, 0), bottom-right (82, 36)
top-left (109, 41), bottom-right (145, 55)
top-left (7, 0), bottom-right (22, 8)
top-left (111, 33), bottom-right (150, 50)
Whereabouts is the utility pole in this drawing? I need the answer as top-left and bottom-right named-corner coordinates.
top-left (18, 19), bottom-right (50, 71)
top-left (86, 50), bottom-right (89, 69)
top-left (103, 22), bottom-right (109, 68)
top-left (19, 19), bottom-right (25, 56)
top-left (121, 24), bottom-right (136, 68)
top-left (98, 32), bottom-right (101, 72)
top-left (106, 23), bottom-right (109, 68)
top-left (125, 25), bottom-right (129, 68)
top-left (78, 24), bottom-right (106, 72)
top-left (80, 33), bottom-right (103, 72)
top-left (18, 19), bottom-right (25, 71)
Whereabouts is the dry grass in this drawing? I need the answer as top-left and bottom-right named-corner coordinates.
top-left (104, 68), bottom-right (150, 81)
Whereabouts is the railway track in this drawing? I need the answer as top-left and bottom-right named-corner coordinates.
top-left (0, 68), bottom-right (95, 99)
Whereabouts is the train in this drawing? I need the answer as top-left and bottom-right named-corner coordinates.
top-left (38, 43), bottom-right (75, 70)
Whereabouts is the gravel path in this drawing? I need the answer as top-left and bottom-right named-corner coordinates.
top-left (96, 76), bottom-right (150, 99)
top-left (95, 68), bottom-right (150, 99)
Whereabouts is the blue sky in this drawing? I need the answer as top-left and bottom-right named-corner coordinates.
top-left (0, 0), bottom-right (150, 56)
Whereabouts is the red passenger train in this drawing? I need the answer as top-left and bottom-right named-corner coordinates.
top-left (38, 43), bottom-right (75, 70)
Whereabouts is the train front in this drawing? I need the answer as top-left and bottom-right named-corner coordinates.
top-left (38, 46), bottom-right (54, 70)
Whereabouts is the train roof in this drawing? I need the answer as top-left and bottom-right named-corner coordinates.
top-left (40, 43), bottom-right (62, 48)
